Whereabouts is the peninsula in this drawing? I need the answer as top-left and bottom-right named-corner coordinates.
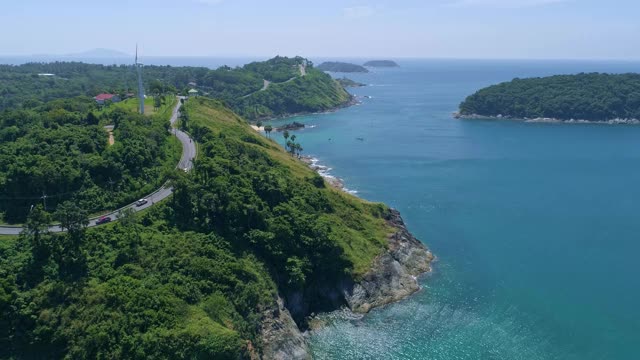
top-left (0, 59), bottom-right (432, 359)
top-left (0, 56), bottom-right (352, 121)
top-left (457, 73), bottom-right (640, 122)
top-left (364, 60), bottom-right (399, 67)
top-left (317, 61), bottom-right (369, 73)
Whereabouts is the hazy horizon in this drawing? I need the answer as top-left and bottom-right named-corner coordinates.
top-left (5, 51), bottom-right (640, 63)
top-left (3, 0), bottom-right (640, 60)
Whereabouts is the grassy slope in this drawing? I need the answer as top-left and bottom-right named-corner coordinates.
top-left (233, 69), bottom-right (352, 121)
top-left (187, 97), bottom-right (389, 276)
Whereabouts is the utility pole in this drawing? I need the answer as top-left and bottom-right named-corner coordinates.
top-left (135, 44), bottom-right (145, 115)
top-left (41, 191), bottom-right (48, 211)
top-left (108, 177), bottom-right (115, 193)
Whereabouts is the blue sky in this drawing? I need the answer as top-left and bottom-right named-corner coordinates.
top-left (2, 0), bottom-right (639, 59)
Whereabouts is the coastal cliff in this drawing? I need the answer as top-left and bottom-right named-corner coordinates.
top-left (343, 209), bottom-right (434, 313)
top-left (265, 208), bottom-right (433, 359)
top-left (259, 298), bottom-right (311, 360)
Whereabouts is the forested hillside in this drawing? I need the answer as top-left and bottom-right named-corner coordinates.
top-left (0, 56), bottom-right (351, 120)
top-left (458, 73), bottom-right (640, 121)
top-left (0, 96), bottom-right (179, 223)
top-left (0, 98), bottom-right (396, 359)
top-left (233, 69), bottom-right (352, 119)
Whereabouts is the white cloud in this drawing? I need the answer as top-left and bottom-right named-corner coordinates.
top-left (343, 6), bottom-right (375, 19)
top-left (448, 0), bottom-right (569, 8)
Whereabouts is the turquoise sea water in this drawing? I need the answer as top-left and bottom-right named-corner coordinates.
top-left (266, 60), bottom-right (640, 360)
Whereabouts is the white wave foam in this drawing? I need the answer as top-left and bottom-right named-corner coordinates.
top-left (304, 156), bottom-right (359, 196)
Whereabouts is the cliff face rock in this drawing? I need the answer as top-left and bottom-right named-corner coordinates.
top-left (343, 209), bottom-right (434, 313)
top-left (260, 209), bottom-right (432, 359)
top-left (259, 297), bottom-right (311, 360)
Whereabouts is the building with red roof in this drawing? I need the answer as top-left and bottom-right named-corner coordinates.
top-left (94, 93), bottom-right (121, 105)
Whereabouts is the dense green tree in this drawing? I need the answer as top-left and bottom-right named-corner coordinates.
top-left (459, 73), bottom-right (640, 121)
top-left (0, 57), bottom-right (350, 121)
top-left (283, 130), bottom-right (290, 150)
top-left (0, 96), bottom-right (176, 222)
top-left (263, 125), bottom-right (272, 137)
top-left (54, 201), bottom-right (88, 233)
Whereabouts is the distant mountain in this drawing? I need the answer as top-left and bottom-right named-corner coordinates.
top-left (65, 48), bottom-right (131, 58)
top-left (317, 62), bottom-right (369, 73)
top-left (363, 60), bottom-right (399, 67)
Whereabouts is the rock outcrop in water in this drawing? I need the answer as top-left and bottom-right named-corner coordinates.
top-left (262, 208), bottom-right (433, 359)
top-left (276, 121), bottom-right (306, 131)
top-left (342, 209), bottom-right (434, 313)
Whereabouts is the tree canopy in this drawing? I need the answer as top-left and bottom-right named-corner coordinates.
top-left (0, 57), bottom-right (350, 121)
top-left (0, 98), bottom-right (396, 359)
top-left (0, 96), bottom-right (178, 223)
top-left (459, 73), bottom-right (640, 121)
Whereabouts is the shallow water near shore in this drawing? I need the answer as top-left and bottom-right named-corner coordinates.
top-left (267, 59), bottom-right (640, 359)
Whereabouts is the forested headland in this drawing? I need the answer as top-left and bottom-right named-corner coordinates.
top-left (0, 56), bottom-right (352, 121)
top-left (458, 73), bottom-right (640, 121)
top-left (0, 97), bottom-right (402, 359)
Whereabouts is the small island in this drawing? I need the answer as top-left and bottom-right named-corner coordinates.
top-left (337, 77), bottom-right (367, 87)
top-left (317, 61), bottom-right (369, 73)
top-left (363, 60), bottom-right (399, 67)
top-left (277, 121), bottom-right (306, 131)
top-left (457, 73), bottom-right (640, 123)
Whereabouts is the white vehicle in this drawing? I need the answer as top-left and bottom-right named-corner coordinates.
top-left (136, 198), bottom-right (148, 207)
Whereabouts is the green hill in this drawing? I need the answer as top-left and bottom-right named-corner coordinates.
top-left (458, 73), bottom-right (640, 121)
top-left (0, 98), bottom-right (404, 359)
top-left (0, 56), bottom-right (352, 121)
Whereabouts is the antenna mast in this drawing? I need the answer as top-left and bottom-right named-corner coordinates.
top-left (135, 44), bottom-right (145, 114)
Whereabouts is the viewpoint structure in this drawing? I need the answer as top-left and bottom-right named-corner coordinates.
top-left (135, 45), bottom-right (145, 114)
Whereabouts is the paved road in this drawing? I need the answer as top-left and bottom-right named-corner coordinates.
top-left (0, 97), bottom-right (196, 235)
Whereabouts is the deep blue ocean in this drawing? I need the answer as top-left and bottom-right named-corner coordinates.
top-left (266, 60), bottom-right (640, 360)
top-left (5, 55), bottom-right (639, 359)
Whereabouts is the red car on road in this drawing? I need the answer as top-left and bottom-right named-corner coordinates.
top-left (96, 216), bottom-right (112, 225)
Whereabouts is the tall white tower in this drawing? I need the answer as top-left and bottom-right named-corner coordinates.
top-left (135, 44), bottom-right (145, 114)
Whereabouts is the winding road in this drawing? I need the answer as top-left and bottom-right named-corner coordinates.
top-left (0, 98), bottom-right (196, 235)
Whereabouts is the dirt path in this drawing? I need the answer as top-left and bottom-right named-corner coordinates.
top-left (242, 65), bottom-right (306, 99)
top-left (104, 125), bottom-right (115, 146)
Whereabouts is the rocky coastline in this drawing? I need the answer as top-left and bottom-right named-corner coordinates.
top-left (258, 208), bottom-right (433, 359)
top-left (453, 112), bottom-right (640, 124)
top-left (342, 209), bottom-right (434, 313)
top-left (257, 156), bottom-right (434, 359)
top-left (255, 95), bottom-right (359, 123)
